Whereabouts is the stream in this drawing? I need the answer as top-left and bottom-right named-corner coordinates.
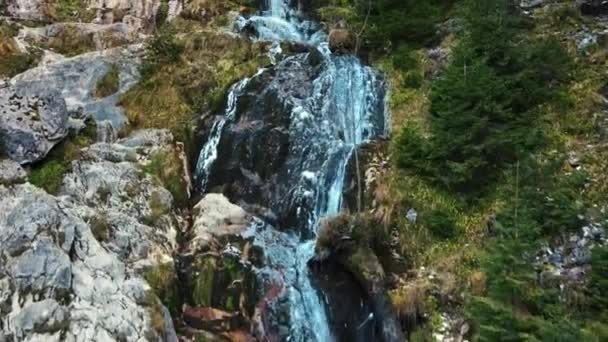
top-left (194, 0), bottom-right (389, 340)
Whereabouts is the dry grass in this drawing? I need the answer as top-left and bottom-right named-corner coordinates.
top-left (389, 280), bottom-right (430, 326)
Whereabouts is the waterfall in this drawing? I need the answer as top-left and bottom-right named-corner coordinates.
top-left (194, 2), bottom-right (387, 341)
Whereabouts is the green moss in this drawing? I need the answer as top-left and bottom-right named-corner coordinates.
top-left (0, 21), bottom-right (41, 77)
top-left (29, 121), bottom-right (97, 194)
top-left (145, 263), bottom-right (180, 317)
top-left (143, 292), bottom-right (167, 337)
top-left (143, 150), bottom-right (189, 208)
top-left (53, 0), bottom-right (96, 22)
top-left (95, 65), bottom-right (120, 98)
top-left (29, 160), bottom-right (67, 194)
top-left (191, 255), bottom-right (257, 315)
top-left (193, 257), bottom-right (216, 307)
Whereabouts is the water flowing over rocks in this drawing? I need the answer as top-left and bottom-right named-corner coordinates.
top-left (0, 129), bottom-right (186, 341)
top-left (193, 1), bottom-right (404, 340)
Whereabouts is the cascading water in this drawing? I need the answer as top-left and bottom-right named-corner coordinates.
top-left (194, 1), bottom-right (388, 341)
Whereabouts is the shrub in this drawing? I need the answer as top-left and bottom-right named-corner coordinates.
top-left (95, 65), bottom-right (120, 98)
top-left (425, 207), bottom-right (458, 239)
top-left (394, 0), bottom-right (572, 195)
top-left (140, 27), bottom-right (184, 79)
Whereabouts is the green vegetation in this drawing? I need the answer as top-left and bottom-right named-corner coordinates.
top-left (52, 0), bottom-right (96, 22)
top-left (143, 149), bottom-right (189, 208)
top-left (316, 0), bottom-right (457, 54)
top-left (316, 0), bottom-right (608, 340)
top-left (0, 21), bottom-right (41, 77)
top-left (29, 122), bottom-right (97, 194)
top-left (120, 18), bottom-right (268, 158)
top-left (95, 65), bottom-right (121, 98)
top-left (395, 1), bottom-right (572, 195)
top-left (145, 263), bottom-right (180, 317)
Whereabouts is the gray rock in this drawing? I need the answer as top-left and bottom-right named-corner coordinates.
top-left (189, 194), bottom-right (251, 253)
top-left (0, 129), bottom-right (185, 341)
top-left (0, 160), bottom-right (27, 185)
top-left (5, 0), bottom-right (48, 20)
top-left (96, 120), bottom-right (117, 143)
top-left (10, 299), bottom-right (69, 339)
top-left (10, 46), bottom-right (141, 129)
top-left (0, 86), bottom-right (69, 164)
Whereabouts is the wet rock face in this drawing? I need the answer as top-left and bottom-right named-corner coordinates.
top-left (0, 129), bottom-right (184, 342)
top-left (343, 141), bottom-right (390, 214)
top-left (206, 52), bottom-right (322, 232)
top-left (0, 85), bottom-right (69, 164)
top-left (310, 261), bottom-right (376, 342)
top-left (580, 0), bottom-right (608, 16)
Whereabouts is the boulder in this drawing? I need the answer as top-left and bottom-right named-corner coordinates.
top-left (0, 159), bottom-right (27, 185)
top-left (0, 85), bottom-right (69, 164)
top-left (189, 193), bottom-right (251, 253)
top-left (10, 45), bottom-right (141, 129)
top-left (329, 29), bottom-right (355, 54)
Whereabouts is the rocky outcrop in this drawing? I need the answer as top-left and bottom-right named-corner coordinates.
top-left (328, 29), bottom-right (355, 54)
top-left (20, 23), bottom-right (137, 55)
top-left (4, 0), bottom-right (50, 21)
top-left (60, 129), bottom-right (182, 269)
top-left (0, 129), bottom-right (186, 341)
top-left (180, 194), bottom-right (260, 341)
top-left (0, 82), bottom-right (69, 164)
top-left (10, 45), bottom-right (141, 128)
top-left (313, 215), bottom-right (405, 342)
top-left (0, 159), bottom-right (27, 184)
top-left (0, 183), bottom-right (177, 341)
top-left (4, 0), bottom-right (181, 32)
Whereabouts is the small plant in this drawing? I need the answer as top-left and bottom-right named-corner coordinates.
top-left (145, 263), bottom-right (180, 317)
top-left (95, 65), bottom-right (121, 98)
top-left (90, 215), bottom-right (111, 242)
top-left (29, 160), bottom-right (66, 194)
top-left (425, 207), bottom-right (458, 240)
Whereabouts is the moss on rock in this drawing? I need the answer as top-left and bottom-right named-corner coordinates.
top-left (29, 121), bottom-right (97, 194)
top-left (191, 255), bottom-right (258, 317)
top-left (145, 263), bottom-right (180, 317)
top-left (95, 65), bottom-right (121, 98)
